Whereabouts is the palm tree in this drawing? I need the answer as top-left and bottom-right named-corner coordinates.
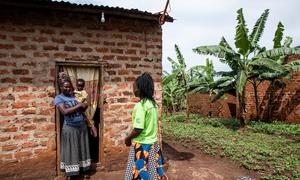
top-left (193, 8), bottom-right (300, 126)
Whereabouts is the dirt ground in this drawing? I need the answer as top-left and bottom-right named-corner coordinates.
top-left (1, 141), bottom-right (258, 180)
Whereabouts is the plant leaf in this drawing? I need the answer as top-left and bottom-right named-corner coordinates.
top-left (255, 47), bottom-right (300, 59)
top-left (174, 44), bottom-right (186, 68)
top-left (250, 58), bottom-right (286, 72)
top-left (236, 70), bottom-right (247, 95)
top-left (249, 9), bottom-right (269, 46)
top-left (273, 22), bottom-right (284, 48)
top-left (283, 36), bottom-right (293, 48)
top-left (235, 8), bottom-right (250, 56)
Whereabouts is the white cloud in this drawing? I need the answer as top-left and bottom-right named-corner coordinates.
top-left (63, 0), bottom-right (300, 72)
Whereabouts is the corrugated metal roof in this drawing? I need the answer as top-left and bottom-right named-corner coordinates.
top-left (0, 0), bottom-right (173, 23)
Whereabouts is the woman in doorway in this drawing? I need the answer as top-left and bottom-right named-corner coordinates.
top-left (125, 73), bottom-right (168, 180)
top-left (54, 73), bottom-right (91, 179)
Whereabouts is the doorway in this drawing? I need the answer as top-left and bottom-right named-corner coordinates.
top-left (55, 60), bottom-right (105, 173)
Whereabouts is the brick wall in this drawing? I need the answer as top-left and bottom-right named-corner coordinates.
top-left (244, 55), bottom-right (300, 123)
top-left (0, 7), bottom-right (162, 165)
top-left (187, 93), bottom-right (237, 118)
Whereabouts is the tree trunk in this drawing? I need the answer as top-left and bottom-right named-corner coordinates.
top-left (253, 78), bottom-right (260, 121)
top-left (267, 80), bottom-right (275, 122)
top-left (238, 93), bottom-right (246, 127)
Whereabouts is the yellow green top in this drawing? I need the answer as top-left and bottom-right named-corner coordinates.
top-left (132, 99), bottom-right (158, 144)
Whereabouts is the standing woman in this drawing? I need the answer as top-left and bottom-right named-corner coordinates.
top-left (54, 73), bottom-right (91, 178)
top-left (125, 73), bottom-right (168, 180)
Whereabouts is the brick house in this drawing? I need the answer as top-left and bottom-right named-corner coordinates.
top-left (0, 0), bottom-right (173, 175)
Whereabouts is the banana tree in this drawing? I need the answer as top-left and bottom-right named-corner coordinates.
top-left (193, 8), bottom-right (300, 126)
top-left (163, 44), bottom-right (204, 114)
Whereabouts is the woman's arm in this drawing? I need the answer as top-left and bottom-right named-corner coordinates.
top-left (57, 103), bottom-right (87, 116)
top-left (125, 128), bottom-right (143, 146)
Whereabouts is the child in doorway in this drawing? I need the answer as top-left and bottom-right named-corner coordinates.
top-left (124, 72), bottom-right (168, 180)
top-left (74, 78), bottom-right (97, 137)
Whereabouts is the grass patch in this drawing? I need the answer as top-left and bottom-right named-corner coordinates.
top-left (163, 113), bottom-right (300, 179)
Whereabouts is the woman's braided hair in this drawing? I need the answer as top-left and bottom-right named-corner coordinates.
top-left (135, 72), bottom-right (156, 106)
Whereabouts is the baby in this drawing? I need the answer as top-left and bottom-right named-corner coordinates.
top-left (74, 79), bottom-right (97, 137)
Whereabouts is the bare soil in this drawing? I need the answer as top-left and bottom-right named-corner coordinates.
top-left (1, 141), bottom-right (258, 180)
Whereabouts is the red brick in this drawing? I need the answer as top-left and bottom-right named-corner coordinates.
top-left (12, 69), bottom-right (29, 75)
top-left (126, 35), bottom-right (138, 41)
top-left (33, 52), bottom-right (49, 57)
top-left (34, 132), bottom-right (47, 138)
top-left (87, 40), bottom-right (100, 45)
top-left (96, 48), bottom-right (109, 53)
top-left (32, 37), bottom-right (48, 42)
top-left (118, 70), bottom-right (129, 75)
top-left (43, 45), bottom-right (59, 51)
top-left (110, 77), bottom-right (122, 82)
top-left (1, 78), bottom-right (16, 83)
top-left (20, 77), bottom-right (33, 83)
top-left (0, 153), bottom-right (12, 159)
top-left (131, 43), bottom-right (142, 48)
top-left (107, 70), bottom-right (116, 75)
top-left (11, 36), bottom-right (27, 42)
top-left (40, 124), bottom-right (55, 131)
top-left (32, 101), bottom-right (48, 107)
top-left (80, 47), bottom-right (93, 52)
top-left (2, 144), bottom-right (17, 151)
top-left (64, 46), bottom-right (77, 51)
top-left (117, 98), bottom-right (128, 103)
top-left (103, 55), bottom-right (115, 60)
top-left (12, 102), bottom-right (29, 109)
top-left (111, 34), bottom-right (122, 39)
top-left (54, 53), bottom-right (68, 58)
top-left (19, 94), bottom-right (36, 100)
top-left (11, 53), bottom-right (26, 58)
top-left (2, 126), bottom-right (18, 132)
top-left (15, 151), bottom-right (32, 159)
top-left (22, 124), bottom-right (36, 131)
top-left (125, 77), bottom-right (136, 82)
top-left (13, 134), bottom-right (29, 140)
top-left (22, 62), bottom-right (36, 67)
top-left (117, 42), bottom-right (129, 47)
top-left (132, 70), bottom-right (142, 75)
top-left (110, 104), bottom-right (122, 110)
top-left (52, 37), bottom-right (65, 44)
top-left (117, 56), bottom-right (129, 61)
top-left (13, 86), bottom-right (28, 92)
top-left (60, 31), bottom-right (73, 36)
top-left (80, 32), bottom-right (93, 37)
top-left (0, 135), bottom-right (11, 142)
top-left (111, 49), bottom-right (123, 54)
top-left (0, 44), bottom-right (15, 49)
top-left (0, 53), bottom-right (8, 58)
top-left (126, 49), bottom-right (136, 55)
top-left (0, 61), bottom-right (16, 66)
top-left (22, 109), bottom-right (36, 115)
top-left (22, 142), bottom-right (38, 148)
top-left (131, 57), bottom-right (140, 61)
top-left (104, 41), bottom-right (115, 46)
top-left (40, 29), bottom-right (55, 34)
top-left (20, 28), bottom-right (35, 33)
top-left (39, 108), bottom-right (53, 115)
top-left (20, 45), bottom-right (37, 50)
top-left (72, 40), bottom-right (84, 44)
top-left (0, 34), bottom-right (6, 39)
top-left (0, 69), bottom-right (9, 75)
top-left (123, 91), bottom-right (133, 96)
top-left (33, 118), bottom-right (47, 123)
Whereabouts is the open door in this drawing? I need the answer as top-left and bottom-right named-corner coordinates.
top-left (55, 60), bottom-right (105, 174)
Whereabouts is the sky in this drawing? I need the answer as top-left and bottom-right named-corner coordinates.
top-left (63, 0), bottom-right (300, 73)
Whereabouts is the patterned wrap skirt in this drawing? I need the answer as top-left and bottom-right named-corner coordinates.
top-left (60, 123), bottom-right (91, 176)
top-left (125, 142), bottom-right (165, 180)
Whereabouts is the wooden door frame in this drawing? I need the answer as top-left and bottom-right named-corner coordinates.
top-left (55, 60), bottom-right (107, 174)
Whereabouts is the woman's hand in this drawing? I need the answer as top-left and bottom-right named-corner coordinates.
top-left (125, 137), bottom-right (131, 147)
top-left (79, 102), bottom-right (88, 109)
top-left (90, 126), bottom-right (97, 137)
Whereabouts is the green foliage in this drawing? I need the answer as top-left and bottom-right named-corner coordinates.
top-left (273, 22), bottom-right (284, 48)
top-left (163, 114), bottom-right (300, 179)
